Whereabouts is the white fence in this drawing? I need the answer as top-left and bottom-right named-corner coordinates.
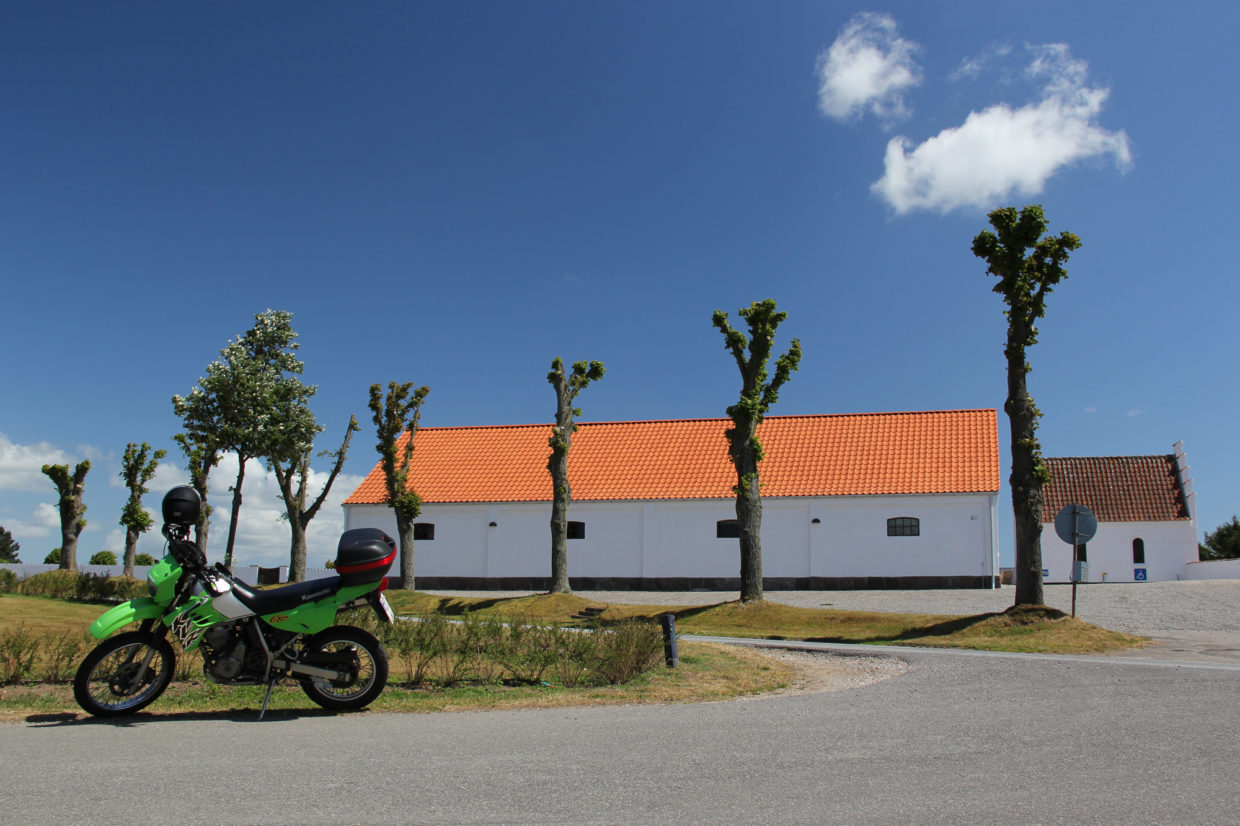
top-left (1181, 559), bottom-right (1240, 580)
top-left (0, 563), bottom-right (313, 586)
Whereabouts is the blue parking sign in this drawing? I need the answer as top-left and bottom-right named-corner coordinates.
top-left (1134, 568), bottom-right (1148, 581)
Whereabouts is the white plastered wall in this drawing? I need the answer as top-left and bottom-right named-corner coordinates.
top-left (1039, 519), bottom-right (1198, 582)
top-left (345, 492), bottom-right (999, 582)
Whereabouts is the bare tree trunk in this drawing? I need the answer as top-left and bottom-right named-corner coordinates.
top-left (123, 526), bottom-right (139, 577)
top-left (395, 513), bottom-right (415, 590)
top-left (549, 449), bottom-right (571, 594)
top-left (194, 495), bottom-right (210, 553)
top-left (732, 449), bottom-right (764, 603)
top-left (59, 519), bottom-right (79, 573)
top-left (288, 517), bottom-right (308, 583)
top-left (224, 459), bottom-right (246, 570)
top-left (1007, 325), bottom-right (1045, 607)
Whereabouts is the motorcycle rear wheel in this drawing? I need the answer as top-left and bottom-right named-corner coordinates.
top-left (298, 625), bottom-right (388, 712)
top-left (73, 631), bottom-right (176, 717)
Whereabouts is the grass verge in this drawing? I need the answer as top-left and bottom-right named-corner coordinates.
top-left (0, 642), bottom-right (790, 722)
top-left (384, 592), bottom-right (1147, 655)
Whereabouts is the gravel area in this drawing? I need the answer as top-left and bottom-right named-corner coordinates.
top-left (425, 579), bottom-right (1240, 637)
top-left (753, 650), bottom-right (911, 695)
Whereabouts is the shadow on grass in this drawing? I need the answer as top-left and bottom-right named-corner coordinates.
top-left (431, 597), bottom-right (511, 615)
top-left (815, 613), bottom-right (997, 645)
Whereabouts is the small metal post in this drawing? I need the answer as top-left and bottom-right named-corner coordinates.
top-left (660, 613), bottom-right (678, 668)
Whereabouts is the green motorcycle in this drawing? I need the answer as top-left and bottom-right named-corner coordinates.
top-left (73, 486), bottom-right (396, 718)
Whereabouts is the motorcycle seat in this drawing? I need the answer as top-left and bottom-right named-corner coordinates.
top-left (229, 575), bottom-right (344, 616)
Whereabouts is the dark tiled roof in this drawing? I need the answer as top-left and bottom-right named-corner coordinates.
top-left (345, 410), bottom-right (1000, 505)
top-left (1042, 455), bottom-right (1189, 522)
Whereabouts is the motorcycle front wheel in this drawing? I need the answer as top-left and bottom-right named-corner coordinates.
top-left (298, 625), bottom-right (388, 712)
top-left (73, 631), bottom-right (176, 717)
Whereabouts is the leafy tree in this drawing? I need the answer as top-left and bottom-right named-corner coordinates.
top-left (0, 526), bottom-right (19, 563)
top-left (972, 204), bottom-right (1080, 607)
top-left (41, 461), bottom-right (90, 572)
top-left (712, 299), bottom-right (801, 603)
top-left (368, 382), bottom-right (430, 590)
top-left (134, 552), bottom-right (157, 566)
top-left (173, 310), bottom-right (320, 569)
top-left (89, 550), bottom-right (118, 565)
top-left (44, 548), bottom-right (61, 565)
top-left (546, 357), bottom-right (605, 594)
top-left (270, 415), bottom-right (360, 582)
top-left (119, 442), bottom-right (166, 577)
top-left (1200, 517), bottom-right (1240, 560)
top-left (173, 432), bottom-right (219, 552)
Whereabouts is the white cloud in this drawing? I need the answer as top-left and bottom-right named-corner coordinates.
top-left (817, 12), bottom-right (921, 125)
top-left (949, 43), bottom-right (1013, 82)
top-left (872, 43), bottom-right (1131, 214)
top-left (1127, 409), bottom-right (1143, 418)
top-left (9, 502), bottom-right (61, 539)
top-left (0, 433), bottom-right (73, 492)
top-left (1084, 406), bottom-right (1098, 414)
top-left (196, 453), bottom-right (366, 568)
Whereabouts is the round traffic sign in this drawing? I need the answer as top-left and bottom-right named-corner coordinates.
top-left (1054, 503), bottom-right (1098, 545)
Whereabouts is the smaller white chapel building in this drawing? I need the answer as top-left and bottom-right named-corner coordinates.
top-left (343, 409), bottom-right (1002, 590)
top-left (1040, 442), bottom-right (1198, 583)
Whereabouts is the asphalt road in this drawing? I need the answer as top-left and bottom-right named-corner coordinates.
top-left (4, 647), bottom-right (1238, 825)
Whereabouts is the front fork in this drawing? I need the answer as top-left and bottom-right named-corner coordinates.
top-left (116, 619), bottom-right (170, 693)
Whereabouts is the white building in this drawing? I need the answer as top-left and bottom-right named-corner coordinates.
top-left (1040, 442), bottom-right (1198, 583)
top-left (343, 410), bottom-right (1002, 590)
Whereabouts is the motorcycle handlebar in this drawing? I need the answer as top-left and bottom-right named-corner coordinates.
top-left (162, 524), bottom-right (208, 572)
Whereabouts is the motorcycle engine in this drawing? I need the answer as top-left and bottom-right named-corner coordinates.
top-left (201, 621), bottom-right (261, 683)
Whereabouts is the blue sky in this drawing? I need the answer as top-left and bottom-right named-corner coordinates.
top-left (2, 2), bottom-right (1236, 569)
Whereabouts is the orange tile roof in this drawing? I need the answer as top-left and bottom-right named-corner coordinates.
top-left (1042, 455), bottom-right (1190, 522)
top-left (344, 409), bottom-right (999, 505)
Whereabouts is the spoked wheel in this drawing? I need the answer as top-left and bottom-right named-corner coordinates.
top-left (298, 625), bottom-right (388, 712)
top-left (73, 631), bottom-right (176, 717)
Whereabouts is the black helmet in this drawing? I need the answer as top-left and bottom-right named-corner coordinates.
top-left (162, 486), bottom-right (201, 526)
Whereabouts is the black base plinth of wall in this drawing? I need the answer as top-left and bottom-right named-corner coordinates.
top-left (412, 575), bottom-right (1001, 591)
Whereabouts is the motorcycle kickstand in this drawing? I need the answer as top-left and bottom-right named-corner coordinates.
top-left (258, 679), bottom-right (277, 721)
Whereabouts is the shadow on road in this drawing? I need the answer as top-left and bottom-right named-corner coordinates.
top-left (24, 706), bottom-right (345, 727)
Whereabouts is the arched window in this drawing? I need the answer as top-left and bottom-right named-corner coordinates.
top-left (1132, 538), bottom-right (1145, 564)
top-left (886, 517), bottom-right (920, 537)
top-left (716, 519), bottom-right (739, 539)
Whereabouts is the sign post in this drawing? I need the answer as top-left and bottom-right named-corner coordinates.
top-left (1054, 504), bottom-right (1098, 617)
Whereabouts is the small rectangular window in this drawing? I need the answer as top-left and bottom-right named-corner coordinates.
top-left (716, 519), bottom-right (739, 539)
top-left (886, 517), bottom-right (920, 537)
top-left (414, 523), bottom-right (435, 541)
top-left (1132, 538), bottom-right (1145, 564)
top-left (567, 521), bottom-right (585, 540)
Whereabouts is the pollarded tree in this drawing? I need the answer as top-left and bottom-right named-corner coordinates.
top-left (0, 526), bottom-right (19, 563)
top-left (972, 204), bottom-right (1080, 607)
top-left (119, 442), bottom-right (167, 577)
top-left (368, 382), bottom-right (430, 590)
top-left (546, 357), bottom-right (605, 594)
top-left (173, 310), bottom-right (321, 569)
top-left (712, 299), bottom-right (801, 603)
top-left (271, 415), bottom-right (360, 582)
top-left (41, 461), bottom-right (90, 572)
top-left (173, 432), bottom-right (219, 551)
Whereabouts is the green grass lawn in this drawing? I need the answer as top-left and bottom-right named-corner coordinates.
top-left (0, 588), bottom-right (1145, 721)
top-left (384, 590), bottom-right (1146, 655)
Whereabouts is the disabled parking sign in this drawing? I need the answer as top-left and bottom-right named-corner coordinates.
top-left (1134, 568), bottom-right (1148, 581)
